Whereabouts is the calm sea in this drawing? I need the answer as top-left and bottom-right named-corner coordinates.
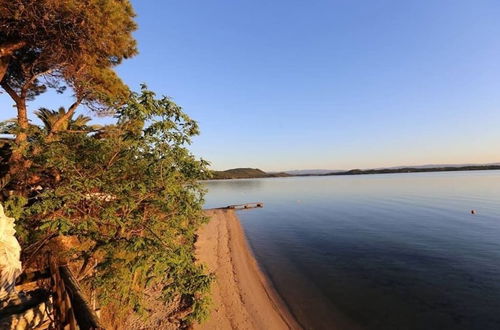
top-left (204, 171), bottom-right (500, 330)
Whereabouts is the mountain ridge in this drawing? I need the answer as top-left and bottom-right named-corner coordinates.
top-left (283, 162), bottom-right (500, 175)
top-left (211, 162), bottom-right (500, 179)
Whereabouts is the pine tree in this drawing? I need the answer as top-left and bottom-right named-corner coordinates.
top-left (0, 0), bottom-right (137, 162)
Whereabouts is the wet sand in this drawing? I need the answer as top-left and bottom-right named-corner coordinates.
top-left (195, 209), bottom-right (302, 330)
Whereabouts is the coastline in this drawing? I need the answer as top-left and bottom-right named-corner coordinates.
top-left (195, 209), bottom-right (302, 330)
top-left (207, 166), bottom-right (500, 181)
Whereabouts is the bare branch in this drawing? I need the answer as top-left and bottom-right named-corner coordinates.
top-left (0, 41), bottom-right (27, 57)
top-left (0, 81), bottom-right (21, 104)
top-left (20, 68), bottom-right (54, 97)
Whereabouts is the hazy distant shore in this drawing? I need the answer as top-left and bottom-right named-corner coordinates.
top-left (210, 165), bottom-right (500, 180)
top-left (195, 209), bottom-right (301, 330)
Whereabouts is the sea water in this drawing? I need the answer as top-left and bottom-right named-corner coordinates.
top-left (204, 171), bottom-right (500, 330)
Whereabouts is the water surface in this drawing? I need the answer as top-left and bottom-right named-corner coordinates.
top-left (204, 171), bottom-right (500, 330)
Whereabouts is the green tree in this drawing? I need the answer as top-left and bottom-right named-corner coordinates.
top-left (5, 86), bottom-right (212, 327)
top-left (0, 0), bottom-right (137, 162)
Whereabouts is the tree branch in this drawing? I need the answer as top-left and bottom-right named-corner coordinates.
top-left (0, 41), bottom-right (27, 57)
top-left (20, 68), bottom-right (54, 97)
top-left (0, 81), bottom-right (21, 104)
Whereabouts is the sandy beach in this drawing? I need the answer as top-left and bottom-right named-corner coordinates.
top-left (195, 209), bottom-right (302, 330)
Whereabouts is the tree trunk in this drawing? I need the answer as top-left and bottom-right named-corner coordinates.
top-left (0, 84), bottom-right (30, 183)
top-left (0, 82), bottom-right (29, 164)
top-left (0, 57), bottom-right (9, 83)
top-left (9, 100), bottom-right (29, 167)
top-left (1, 99), bottom-right (30, 188)
top-left (15, 101), bottom-right (29, 143)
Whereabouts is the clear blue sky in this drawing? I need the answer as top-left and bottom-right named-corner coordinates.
top-left (1, 0), bottom-right (500, 171)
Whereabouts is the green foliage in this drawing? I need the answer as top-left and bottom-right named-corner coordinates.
top-left (4, 86), bottom-right (212, 324)
top-left (35, 107), bottom-right (94, 133)
top-left (1, 0), bottom-right (137, 110)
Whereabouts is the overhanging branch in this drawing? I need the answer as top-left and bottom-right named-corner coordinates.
top-left (0, 82), bottom-right (21, 104)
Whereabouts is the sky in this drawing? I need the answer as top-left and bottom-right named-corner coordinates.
top-left (1, 0), bottom-right (500, 171)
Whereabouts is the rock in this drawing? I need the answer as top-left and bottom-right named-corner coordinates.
top-left (0, 204), bottom-right (22, 300)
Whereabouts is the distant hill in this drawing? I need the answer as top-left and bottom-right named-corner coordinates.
top-left (211, 168), bottom-right (290, 180)
top-left (325, 164), bottom-right (500, 176)
top-left (286, 163), bottom-right (500, 175)
top-left (373, 162), bottom-right (500, 170)
top-left (210, 163), bottom-right (500, 180)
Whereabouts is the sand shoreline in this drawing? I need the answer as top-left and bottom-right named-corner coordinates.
top-left (195, 209), bottom-right (302, 330)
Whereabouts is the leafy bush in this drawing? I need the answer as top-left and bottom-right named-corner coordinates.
top-left (3, 86), bottom-right (212, 326)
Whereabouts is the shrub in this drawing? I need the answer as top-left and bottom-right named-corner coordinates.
top-left (3, 85), bottom-right (212, 326)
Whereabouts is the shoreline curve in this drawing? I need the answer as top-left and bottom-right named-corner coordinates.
top-left (195, 209), bottom-right (302, 330)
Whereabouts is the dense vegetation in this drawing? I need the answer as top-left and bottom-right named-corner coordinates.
top-left (1, 1), bottom-right (212, 328)
top-left (211, 168), bottom-right (290, 180)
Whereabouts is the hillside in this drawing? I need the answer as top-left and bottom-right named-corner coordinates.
top-left (210, 164), bottom-right (500, 180)
top-left (325, 164), bottom-right (500, 176)
top-left (211, 168), bottom-right (290, 180)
